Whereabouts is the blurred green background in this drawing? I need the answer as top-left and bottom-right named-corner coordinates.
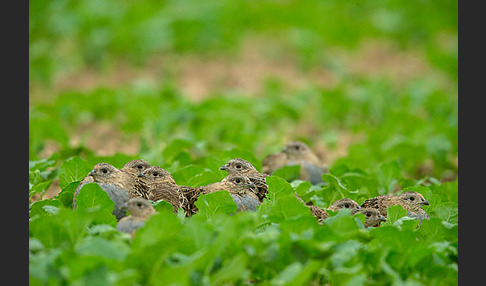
top-left (29, 0), bottom-right (458, 187)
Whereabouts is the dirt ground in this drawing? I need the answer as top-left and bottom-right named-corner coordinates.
top-left (30, 37), bottom-right (446, 104)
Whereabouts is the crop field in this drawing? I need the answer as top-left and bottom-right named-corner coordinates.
top-left (29, 0), bottom-right (458, 285)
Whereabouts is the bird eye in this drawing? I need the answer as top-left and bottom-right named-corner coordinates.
top-left (344, 204), bottom-right (350, 208)
top-left (137, 165), bottom-right (143, 169)
top-left (366, 213), bottom-right (371, 217)
top-left (236, 165), bottom-right (242, 169)
top-left (153, 172), bottom-right (159, 177)
top-left (235, 179), bottom-right (241, 183)
top-left (295, 146), bottom-right (300, 150)
top-left (137, 202), bottom-right (142, 207)
top-left (409, 197), bottom-right (415, 201)
top-left (102, 168), bottom-right (108, 174)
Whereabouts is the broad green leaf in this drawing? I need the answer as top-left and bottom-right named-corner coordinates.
top-left (321, 210), bottom-right (362, 239)
top-left (271, 262), bottom-right (303, 285)
top-left (383, 205), bottom-right (409, 225)
top-left (76, 236), bottom-right (129, 261)
top-left (194, 191), bottom-right (238, 218)
top-left (416, 218), bottom-right (458, 244)
top-left (29, 178), bottom-right (53, 200)
top-left (55, 181), bottom-right (79, 208)
top-left (321, 173), bottom-right (349, 192)
top-left (402, 185), bottom-right (431, 195)
top-left (153, 200), bottom-right (176, 213)
top-left (74, 183), bottom-right (115, 212)
top-left (29, 156), bottom-right (57, 171)
top-left (73, 183), bottom-right (117, 225)
top-left (266, 176), bottom-right (295, 199)
top-left (267, 195), bottom-right (311, 223)
top-left (29, 208), bottom-right (95, 248)
top-left (29, 199), bottom-right (63, 218)
top-left (58, 156), bottom-right (92, 189)
top-left (434, 202), bottom-right (458, 224)
top-left (375, 160), bottom-right (402, 194)
top-left (162, 138), bottom-right (194, 163)
top-left (272, 165), bottom-right (301, 182)
top-left (432, 179), bottom-right (458, 204)
top-left (29, 247), bottom-right (64, 284)
top-left (210, 254), bottom-right (248, 285)
top-left (171, 164), bottom-right (220, 187)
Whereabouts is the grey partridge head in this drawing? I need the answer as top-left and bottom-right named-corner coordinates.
top-left (124, 197), bottom-right (156, 218)
top-left (137, 166), bottom-right (176, 185)
top-left (220, 175), bottom-right (256, 195)
top-left (358, 207), bottom-right (386, 227)
top-left (220, 158), bottom-right (259, 174)
top-left (121, 159), bottom-right (152, 176)
top-left (327, 198), bottom-right (361, 214)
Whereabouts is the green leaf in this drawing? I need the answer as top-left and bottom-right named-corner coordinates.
top-left (29, 208), bottom-right (94, 248)
top-left (58, 156), bottom-right (92, 189)
top-left (153, 200), bottom-right (176, 213)
top-left (267, 195), bottom-right (311, 223)
top-left (194, 191), bottom-right (238, 218)
top-left (74, 183), bottom-right (115, 212)
top-left (321, 173), bottom-right (349, 192)
top-left (162, 138), bottom-right (194, 163)
top-left (271, 262), bottom-right (303, 285)
top-left (76, 236), bottom-right (129, 261)
top-left (432, 179), bottom-right (458, 204)
top-left (434, 202), bottom-right (458, 224)
top-left (383, 205), bottom-right (409, 225)
top-left (416, 217), bottom-right (458, 244)
top-left (272, 165), bottom-right (301, 182)
top-left (402, 185), bottom-right (431, 195)
top-left (29, 156), bottom-right (57, 171)
top-left (210, 253), bottom-right (248, 285)
top-left (266, 176), bottom-right (295, 199)
top-left (292, 180), bottom-right (312, 196)
top-left (29, 199), bottom-right (63, 218)
top-left (29, 179), bottom-right (53, 200)
top-left (73, 183), bottom-right (117, 225)
top-left (171, 164), bottom-right (220, 187)
top-left (375, 160), bottom-right (402, 194)
top-left (55, 181), bottom-right (79, 208)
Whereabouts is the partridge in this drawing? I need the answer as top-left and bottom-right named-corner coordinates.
top-left (262, 141), bottom-right (327, 184)
top-left (200, 174), bottom-right (260, 212)
top-left (360, 191), bottom-right (430, 224)
top-left (116, 197), bottom-right (156, 236)
top-left (220, 158), bottom-right (269, 202)
top-left (121, 159), bottom-right (152, 177)
top-left (327, 198), bottom-right (361, 214)
top-left (299, 197), bottom-right (361, 224)
top-left (73, 162), bottom-right (143, 220)
top-left (137, 166), bottom-right (182, 213)
top-left (357, 207), bottom-right (386, 228)
top-left (120, 159), bottom-right (153, 199)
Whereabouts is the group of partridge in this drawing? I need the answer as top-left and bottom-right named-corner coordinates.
top-left (72, 141), bottom-right (430, 236)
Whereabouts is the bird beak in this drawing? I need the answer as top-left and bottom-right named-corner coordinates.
top-left (248, 182), bottom-right (256, 189)
top-left (421, 200), bottom-right (430, 205)
top-left (137, 173), bottom-right (145, 178)
top-left (379, 215), bottom-right (387, 221)
top-left (88, 170), bottom-right (96, 176)
top-left (121, 202), bottom-right (128, 210)
top-left (220, 165), bottom-right (229, 171)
